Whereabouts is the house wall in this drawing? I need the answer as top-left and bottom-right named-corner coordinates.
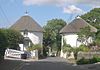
top-left (60, 33), bottom-right (93, 58)
top-left (19, 31), bottom-right (43, 51)
top-left (21, 31), bottom-right (43, 46)
top-left (62, 33), bottom-right (93, 47)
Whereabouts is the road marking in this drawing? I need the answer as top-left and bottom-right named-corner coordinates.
top-left (15, 63), bottom-right (25, 70)
top-left (25, 63), bottom-right (30, 65)
top-left (13, 62), bottom-right (24, 70)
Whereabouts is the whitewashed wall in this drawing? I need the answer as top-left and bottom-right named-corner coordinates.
top-left (60, 33), bottom-right (93, 58)
top-left (19, 31), bottom-right (43, 51)
top-left (62, 33), bottom-right (93, 47)
top-left (21, 31), bottom-right (43, 46)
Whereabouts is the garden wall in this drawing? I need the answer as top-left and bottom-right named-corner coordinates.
top-left (77, 52), bottom-right (100, 60)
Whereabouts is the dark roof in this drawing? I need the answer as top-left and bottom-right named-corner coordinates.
top-left (60, 17), bottom-right (97, 33)
top-left (10, 15), bottom-right (43, 32)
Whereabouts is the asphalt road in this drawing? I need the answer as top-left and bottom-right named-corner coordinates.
top-left (16, 57), bottom-right (91, 70)
top-left (0, 59), bottom-right (24, 70)
top-left (0, 57), bottom-right (99, 70)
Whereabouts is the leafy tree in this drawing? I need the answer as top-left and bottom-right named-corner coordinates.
top-left (43, 19), bottom-right (66, 56)
top-left (5, 29), bottom-right (23, 49)
top-left (81, 8), bottom-right (100, 29)
top-left (77, 26), bottom-right (93, 45)
top-left (0, 29), bottom-right (8, 58)
top-left (81, 8), bottom-right (100, 47)
top-left (0, 29), bottom-right (23, 59)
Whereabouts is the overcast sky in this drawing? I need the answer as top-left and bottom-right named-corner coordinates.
top-left (0, 0), bottom-right (100, 28)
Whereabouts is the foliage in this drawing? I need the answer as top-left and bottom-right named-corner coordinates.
top-left (81, 8), bottom-right (100, 47)
top-left (0, 29), bottom-right (7, 58)
top-left (77, 56), bottom-right (100, 65)
top-left (63, 44), bottom-right (72, 53)
top-left (5, 29), bottom-right (23, 49)
top-left (43, 19), bottom-right (66, 55)
top-left (79, 44), bottom-right (90, 52)
top-left (77, 57), bottom-right (90, 65)
top-left (72, 47), bottom-right (80, 60)
top-left (95, 32), bottom-right (100, 47)
top-left (27, 44), bottom-right (42, 51)
top-left (77, 26), bottom-right (93, 45)
top-left (72, 44), bottom-right (90, 60)
top-left (95, 39), bottom-right (100, 47)
top-left (81, 8), bottom-right (100, 29)
top-left (0, 29), bottom-right (23, 58)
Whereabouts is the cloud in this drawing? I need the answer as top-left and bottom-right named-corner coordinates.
top-left (68, 0), bottom-right (100, 7)
top-left (23, 0), bottom-right (100, 7)
top-left (63, 5), bottom-right (85, 14)
top-left (22, 0), bottom-right (100, 15)
top-left (23, 0), bottom-right (67, 6)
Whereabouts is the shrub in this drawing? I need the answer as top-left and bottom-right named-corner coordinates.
top-left (27, 44), bottom-right (42, 51)
top-left (77, 57), bottom-right (91, 65)
top-left (63, 44), bottom-right (72, 53)
top-left (77, 56), bottom-right (100, 65)
top-left (79, 44), bottom-right (90, 52)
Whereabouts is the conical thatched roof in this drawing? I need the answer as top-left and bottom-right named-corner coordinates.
top-left (10, 15), bottom-right (43, 32)
top-left (60, 17), bottom-right (97, 33)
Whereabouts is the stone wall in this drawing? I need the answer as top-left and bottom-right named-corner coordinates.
top-left (77, 52), bottom-right (100, 60)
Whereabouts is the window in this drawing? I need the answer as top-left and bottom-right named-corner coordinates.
top-left (24, 29), bottom-right (28, 36)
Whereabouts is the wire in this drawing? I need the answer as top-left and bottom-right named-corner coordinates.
top-left (0, 4), bottom-right (10, 24)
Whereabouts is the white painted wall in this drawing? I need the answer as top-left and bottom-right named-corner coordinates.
top-left (21, 31), bottom-right (43, 46)
top-left (60, 33), bottom-right (93, 58)
top-left (62, 33), bottom-right (93, 47)
top-left (19, 31), bottom-right (43, 51)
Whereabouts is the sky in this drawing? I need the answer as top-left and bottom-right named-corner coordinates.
top-left (0, 0), bottom-right (100, 28)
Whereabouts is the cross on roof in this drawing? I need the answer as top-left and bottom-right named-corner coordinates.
top-left (25, 10), bottom-right (29, 15)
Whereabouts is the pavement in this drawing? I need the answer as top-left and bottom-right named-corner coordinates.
top-left (0, 57), bottom-right (100, 70)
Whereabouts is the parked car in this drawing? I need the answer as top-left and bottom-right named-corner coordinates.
top-left (51, 52), bottom-right (56, 57)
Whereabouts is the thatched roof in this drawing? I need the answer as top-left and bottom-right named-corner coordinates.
top-left (60, 17), bottom-right (97, 33)
top-left (10, 15), bottom-right (43, 32)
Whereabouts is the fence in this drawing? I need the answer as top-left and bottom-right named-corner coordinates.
top-left (4, 48), bottom-right (24, 58)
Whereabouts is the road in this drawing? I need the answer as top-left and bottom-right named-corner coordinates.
top-left (0, 57), bottom-right (99, 70)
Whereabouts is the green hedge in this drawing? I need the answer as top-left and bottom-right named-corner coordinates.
top-left (77, 56), bottom-right (100, 65)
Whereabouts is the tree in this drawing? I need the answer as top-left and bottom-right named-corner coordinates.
top-left (43, 19), bottom-right (66, 56)
top-left (77, 26), bottom-right (93, 45)
top-left (0, 29), bottom-right (23, 59)
top-left (81, 8), bottom-right (100, 29)
top-left (81, 8), bottom-right (100, 47)
top-left (5, 29), bottom-right (23, 49)
top-left (0, 29), bottom-right (8, 58)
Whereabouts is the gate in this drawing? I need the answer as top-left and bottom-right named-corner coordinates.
top-left (4, 48), bottom-right (24, 58)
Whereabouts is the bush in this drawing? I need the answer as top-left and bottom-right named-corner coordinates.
top-left (77, 56), bottom-right (100, 65)
top-left (63, 44), bottom-right (72, 53)
top-left (79, 44), bottom-right (90, 52)
top-left (27, 44), bottom-right (42, 51)
top-left (0, 29), bottom-right (23, 59)
top-left (77, 57), bottom-right (91, 65)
